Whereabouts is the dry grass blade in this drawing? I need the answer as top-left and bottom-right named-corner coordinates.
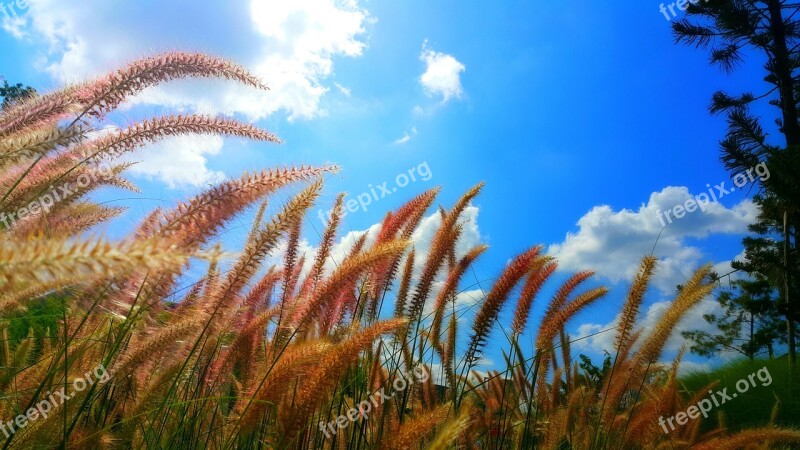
top-left (0, 125), bottom-right (86, 168)
top-left (79, 52), bottom-right (269, 119)
top-left (285, 319), bottom-right (407, 438)
top-left (466, 247), bottom-right (539, 366)
top-left (0, 237), bottom-right (192, 290)
top-left (0, 88), bottom-right (81, 136)
top-left (142, 166), bottom-right (336, 248)
top-left (74, 115), bottom-right (281, 163)
top-left (291, 240), bottom-right (409, 326)
top-left (406, 183), bottom-right (483, 328)
top-left (112, 317), bottom-right (204, 375)
top-left (431, 244), bottom-right (488, 348)
top-left (635, 264), bottom-right (714, 364)
top-left (692, 428), bottom-right (800, 450)
top-left (204, 179), bottom-right (323, 323)
top-left (382, 404), bottom-right (452, 450)
top-left (511, 257), bottom-right (556, 336)
top-left (614, 256), bottom-right (657, 354)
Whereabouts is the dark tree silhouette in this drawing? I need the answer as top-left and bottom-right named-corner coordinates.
top-left (673, 0), bottom-right (800, 367)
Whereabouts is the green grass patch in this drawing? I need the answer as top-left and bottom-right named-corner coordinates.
top-left (680, 358), bottom-right (800, 432)
top-left (6, 294), bottom-right (66, 349)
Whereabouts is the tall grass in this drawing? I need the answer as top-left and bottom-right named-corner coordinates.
top-left (0, 53), bottom-right (798, 449)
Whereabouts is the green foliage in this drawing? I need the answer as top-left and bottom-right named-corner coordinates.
top-left (680, 358), bottom-right (800, 432)
top-left (6, 293), bottom-right (65, 350)
top-left (673, 0), bottom-right (800, 366)
top-left (0, 78), bottom-right (36, 110)
top-left (732, 192), bottom-right (800, 319)
top-left (682, 278), bottom-right (787, 359)
top-left (578, 353), bottom-right (611, 387)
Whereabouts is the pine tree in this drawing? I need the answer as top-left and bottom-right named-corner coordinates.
top-left (682, 278), bottom-right (788, 359)
top-left (673, 0), bottom-right (800, 367)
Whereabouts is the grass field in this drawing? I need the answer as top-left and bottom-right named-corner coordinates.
top-left (681, 358), bottom-right (800, 433)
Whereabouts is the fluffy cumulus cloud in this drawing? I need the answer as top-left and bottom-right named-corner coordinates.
top-left (7, 0), bottom-right (370, 185)
top-left (247, 0), bottom-right (369, 119)
top-left (124, 135), bottom-right (227, 188)
top-left (572, 296), bottom-right (739, 372)
top-left (14, 0), bottom-right (369, 119)
top-left (86, 126), bottom-right (226, 188)
top-left (419, 40), bottom-right (465, 102)
top-left (0, 10), bottom-right (26, 38)
top-left (548, 186), bottom-right (758, 294)
top-left (555, 186), bottom-right (760, 371)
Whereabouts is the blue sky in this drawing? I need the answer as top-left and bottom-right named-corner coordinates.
top-left (1, 1), bottom-right (779, 372)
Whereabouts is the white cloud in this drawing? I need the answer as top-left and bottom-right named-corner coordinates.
top-left (419, 40), bottom-right (465, 102)
top-left (393, 127), bottom-right (417, 145)
top-left (548, 186), bottom-right (758, 294)
top-left (334, 82), bottom-right (352, 97)
top-left (394, 134), bottom-right (412, 145)
top-left (572, 296), bottom-right (741, 367)
top-left (124, 134), bottom-right (226, 189)
top-left (561, 187), bottom-right (760, 369)
top-left (246, 0), bottom-right (370, 120)
top-left (10, 0), bottom-right (371, 186)
top-left (1, 12), bottom-right (27, 38)
top-left (19, 0), bottom-right (369, 120)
